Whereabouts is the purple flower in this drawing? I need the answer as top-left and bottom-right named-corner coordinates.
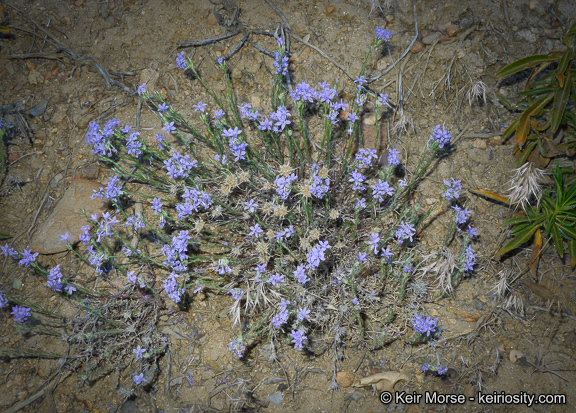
top-left (294, 265), bottom-right (309, 284)
top-left (228, 338), bottom-right (245, 358)
top-left (19, 249), bottom-right (38, 267)
top-left (351, 297), bottom-right (360, 306)
top-left (137, 83), bottom-right (147, 95)
top-left (274, 173), bottom-right (298, 200)
top-left (127, 271), bottom-right (137, 284)
top-left (427, 125), bottom-right (452, 149)
top-left (375, 27), bottom-right (393, 42)
top-left (164, 152), bottom-right (197, 179)
top-left (65, 284), bottom-right (76, 295)
top-left (229, 138), bottom-right (248, 162)
top-left (367, 232), bottom-right (380, 254)
top-left (395, 221), bottom-right (416, 244)
top-left (372, 179), bottom-right (394, 202)
top-left (297, 307), bottom-right (310, 321)
top-left (318, 81), bottom-right (337, 103)
top-left (347, 112), bottom-right (359, 123)
top-left (0, 291), bottom-right (8, 308)
top-left (422, 363), bottom-right (429, 373)
top-left (466, 225), bottom-right (478, 238)
top-left (354, 76), bottom-right (367, 89)
top-left (357, 251), bottom-right (368, 262)
top-left (355, 198), bottom-right (366, 209)
top-left (267, 273), bottom-right (285, 287)
top-left (176, 51), bottom-right (187, 69)
top-left (289, 329), bottom-right (307, 350)
top-left (11, 305), bottom-right (31, 323)
top-left (269, 106), bottom-right (291, 133)
top-left (273, 51), bottom-right (289, 76)
top-left (387, 148), bottom-right (401, 166)
top-left (381, 247), bottom-right (392, 260)
top-left (403, 265), bottom-right (412, 273)
top-left (442, 178), bottom-right (462, 201)
top-left (355, 148), bottom-right (377, 168)
top-left (91, 175), bottom-right (123, 202)
top-left (229, 288), bottom-right (245, 301)
top-left (349, 169), bottom-right (366, 191)
top-left (59, 232), bottom-right (71, 242)
top-left (157, 102), bottom-right (169, 112)
top-left (272, 307), bottom-right (289, 328)
top-left (258, 116), bottom-right (273, 131)
top-left (1, 243), bottom-right (17, 258)
top-left (162, 121), bottom-right (176, 134)
top-left (249, 224), bottom-right (263, 238)
top-left (452, 205), bottom-right (471, 227)
top-left (151, 198), bottom-right (163, 215)
top-left (437, 366), bottom-right (448, 375)
top-left (133, 373), bottom-right (146, 385)
top-left (290, 82), bottom-right (317, 102)
top-left (193, 101), bottom-right (207, 113)
top-left (255, 263), bottom-right (266, 274)
top-left (47, 264), bottom-right (64, 292)
top-left (463, 245), bottom-right (476, 272)
top-left (411, 314), bottom-right (438, 337)
top-left (214, 109), bottom-right (225, 119)
top-left (399, 179), bottom-right (408, 188)
top-left (222, 127), bottom-right (242, 139)
top-left (378, 93), bottom-right (389, 106)
top-left (244, 199), bottom-right (258, 213)
top-left (133, 345), bottom-right (146, 359)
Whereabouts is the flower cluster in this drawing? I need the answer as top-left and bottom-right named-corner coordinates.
top-left (411, 314), bottom-right (438, 337)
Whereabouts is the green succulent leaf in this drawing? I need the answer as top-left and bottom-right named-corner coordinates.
top-left (552, 71), bottom-right (572, 133)
top-left (550, 224), bottom-right (565, 257)
top-left (496, 54), bottom-right (561, 78)
top-left (496, 224), bottom-right (539, 259)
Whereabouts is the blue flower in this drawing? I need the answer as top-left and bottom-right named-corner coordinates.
top-left (427, 125), bottom-right (452, 149)
top-left (395, 221), bottom-right (416, 244)
top-left (377, 93), bottom-right (389, 106)
top-left (249, 224), bottom-right (263, 238)
top-left (355, 198), bottom-right (366, 209)
top-left (11, 305), bottom-right (31, 323)
top-left (294, 265), bottom-right (309, 284)
top-left (59, 232), bottom-right (71, 242)
top-left (387, 148), bottom-right (401, 166)
top-left (463, 245), bottom-right (476, 272)
top-left (289, 329), bottom-right (307, 350)
top-left (349, 169), bottom-right (366, 191)
top-left (133, 345), bottom-right (146, 359)
top-left (214, 109), bottom-right (225, 119)
top-left (357, 252), bottom-right (368, 262)
top-left (466, 225), bottom-right (478, 238)
top-left (411, 314), bottom-right (438, 337)
top-left (176, 51), bottom-right (187, 69)
top-left (162, 121), bottom-right (176, 134)
top-left (351, 297), bottom-right (360, 306)
top-left (244, 199), bottom-right (258, 213)
top-left (437, 365), bottom-right (448, 375)
top-left (193, 101), bottom-right (207, 113)
top-left (442, 178), bottom-right (462, 201)
top-left (137, 83), bottom-right (147, 95)
top-left (355, 148), bottom-right (377, 168)
top-left (229, 338), bottom-right (245, 358)
top-left (157, 102), bottom-right (169, 112)
top-left (375, 27), bottom-right (393, 42)
top-left (297, 307), bottom-right (310, 321)
top-left (133, 373), bottom-right (146, 385)
top-left (19, 249), bottom-right (38, 267)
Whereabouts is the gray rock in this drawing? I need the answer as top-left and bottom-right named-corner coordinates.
top-left (516, 28), bottom-right (537, 43)
top-left (422, 32), bottom-right (442, 45)
top-left (30, 178), bottom-right (108, 254)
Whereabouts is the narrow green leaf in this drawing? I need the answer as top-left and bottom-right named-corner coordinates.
top-left (496, 225), bottom-right (539, 259)
top-left (502, 118), bottom-right (519, 143)
top-left (568, 239), bottom-right (576, 267)
top-left (552, 71), bottom-right (572, 133)
top-left (497, 54), bottom-right (560, 78)
top-left (556, 49), bottom-right (572, 78)
top-left (564, 21), bottom-right (576, 46)
top-left (520, 87), bottom-right (555, 97)
top-left (517, 141), bottom-right (538, 166)
top-left (557, 223), bottom-right (576, 240)
top-left (0, 232), bottom-right (11, 240)
top-left (551, 224), bottom-right (564, 257)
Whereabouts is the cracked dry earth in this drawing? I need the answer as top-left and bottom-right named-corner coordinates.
top-left (1, 0), bottom-right (576, 412)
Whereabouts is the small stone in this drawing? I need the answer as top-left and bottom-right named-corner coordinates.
top-left (207, 14), bottom-right (218, 25)
top-left (509, 349), bottom-right (523, 363)
top-left (362, 113), bottom-right (376, 125)
top-left (516, 28), bottom-right (537, 43)
top-left (77, 164), bottom-right (100, 180)
top-left (446, 23), bottom-right (460, 37)
top-left (422, 32), bottom-right (442, 45)
top-left (489, 136), bottom-right (503, 145)
top-left (528, 0), bottom-right (538, 10)
top-left (336, 371), bottom-right (354, 388)
top-left (326, 5), bottom-right (336, 14)
top-left (410, 41), bottom-right (424, 53)
top-left (376, 58), bottom-right (388, 71)
top-left (472, 139), bottom-right (487, 150)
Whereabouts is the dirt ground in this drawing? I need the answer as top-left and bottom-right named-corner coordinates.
top-left (1, 0), bottom-right (576, 412)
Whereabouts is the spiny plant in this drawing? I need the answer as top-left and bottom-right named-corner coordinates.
top-left (1, 27), bottom-right (478, 397)
top-left (497, 20), bottom-right (576, 167)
